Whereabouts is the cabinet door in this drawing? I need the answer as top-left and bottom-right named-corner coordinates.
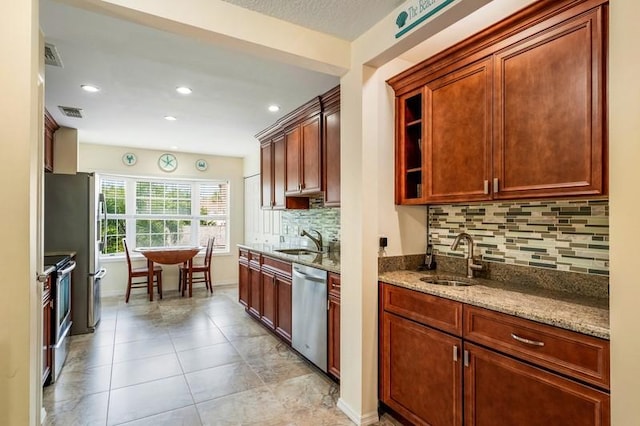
top-left (248, 264), bottom-right (262, 318)
top-left (260, 143), bottom-right (274, 209)
top-left (261, 270), bottom-right (276, 330)
top-left (275, 275), bottom-right (292, 343)
top-left (328, 293), bottom-right (340, 380)
top-left (381, 311), bottom-right (463, 426)
top-left (425, 58), bottom-right (492, 203)
top-left (395, 90), bottom-right (427, 204)
top-left (464, 343), bottom-right (610, 426)
top-left (285, 126), bottom-right (301, 194)
top-left (44, 110), bottom-right (57, 173)
top-left (323, 107), bottom-right (341, 206)
top-left (301, 115), bottom-right (322, 194)
top-left (272, 136), bottom-right (287, 209)
top-left (493, 8), bottom-right (605, 199)
top-left (238, 261), bottom-right (249, 307)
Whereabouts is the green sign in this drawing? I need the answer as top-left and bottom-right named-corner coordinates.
top-left (395, 0), bottom-right (457, 39)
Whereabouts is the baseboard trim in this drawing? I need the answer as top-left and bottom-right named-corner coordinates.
top-left (337, 398), bottom-right (379, 425)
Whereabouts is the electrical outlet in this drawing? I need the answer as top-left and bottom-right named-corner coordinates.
top-left (379, 237), bottom-right (388, 248)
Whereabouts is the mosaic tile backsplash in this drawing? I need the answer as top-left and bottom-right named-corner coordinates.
top-left (281, 196), bottom-right (341, 248)
top-left (429, 199), bottom-right (609, 276)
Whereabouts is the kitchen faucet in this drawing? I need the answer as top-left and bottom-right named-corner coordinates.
top-left (300, 229), bottom-right (323, 252)
top-left (450, 232), bottom-right (483, 278)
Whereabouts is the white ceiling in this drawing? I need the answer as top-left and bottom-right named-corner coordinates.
top-left (40, 0), bottom-right (403, 158)
top-left (220, 0), bottom-right (405, 41)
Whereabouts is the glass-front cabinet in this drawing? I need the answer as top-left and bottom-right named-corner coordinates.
top-left (396, 90), bottom-right (425, 204)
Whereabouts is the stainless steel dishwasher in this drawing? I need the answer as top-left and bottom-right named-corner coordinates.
top-left (292, 263), bottom-right (328, 372)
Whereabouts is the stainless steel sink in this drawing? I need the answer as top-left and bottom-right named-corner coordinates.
top-left (275, 248), bottom-right (321, 255)
top-left (420, 277), bottom-right (474, 287)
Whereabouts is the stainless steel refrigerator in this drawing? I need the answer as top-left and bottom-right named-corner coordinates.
top-left (45, 172), bottom-right (106, 335)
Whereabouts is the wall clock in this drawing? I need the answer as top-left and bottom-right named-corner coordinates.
top-left (195, 159), bottom-right (208, 171)
top-left (158, 153), bottom-right (178, 172)
top-left (122, 152), bottom-right (137, 166)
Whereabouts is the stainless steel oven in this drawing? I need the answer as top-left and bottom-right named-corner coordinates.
top-left (46, 255), bottom-right (76, 383)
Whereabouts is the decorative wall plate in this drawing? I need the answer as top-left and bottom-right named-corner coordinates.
top-left (158, 153), bottom-right (178, 172)
top-left (122, 152), bottom-right (137, 166)
top-left (195, 159), bottom-right (208, 171)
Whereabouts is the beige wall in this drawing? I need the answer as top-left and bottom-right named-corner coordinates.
top-left (0, 0), bottom-right (42, 424)
top-left (609, 1), bottom-right (640, 423)
top-left (79, 143), bottom-right (244, 296)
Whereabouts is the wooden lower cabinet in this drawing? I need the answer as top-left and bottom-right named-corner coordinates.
top-left (381, 311), bottom-right (462, 426)
top-left (379, 282), bottom-right (610, 426)
top-left (464, 343), bottom-right (610, 426)
top-left (260, 269), bottom-right (277, 329)
top-left (274, 274), bottom-right (292, 343)
top-left (248, 262), bottom-right (261, 318)
top-left (238, 259), bottom-right (249, 307)
top-left (328, 272), bottom-right (341, 380)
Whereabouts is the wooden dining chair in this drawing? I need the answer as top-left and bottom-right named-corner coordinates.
top-left (179, 237), bottom-right (214, 295)
top-left (122, 238), bottom-right (163, 303)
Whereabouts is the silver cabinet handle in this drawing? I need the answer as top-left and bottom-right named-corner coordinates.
top-left (483, 180), bottom-right (489, 194)
top-left (511, 333), bottom-right (545, 347)
top-left (453, 345), bottom-right (459, 362)
top-left (463, 350), bottom-right (470, 367)
top-left (493, 178), bottom-right (499, 193)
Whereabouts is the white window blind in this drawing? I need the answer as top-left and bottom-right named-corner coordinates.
top-left (100, 175), bottom-right (230, 255)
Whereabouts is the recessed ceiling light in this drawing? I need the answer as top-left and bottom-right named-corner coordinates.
top-left (268, 104), bottom-right (280, 112)
top-left (164, 115), bottom-right (177, 121)
top-left (81, 84), bottom-right (100, 93)
top-left (170, 145), bottom-right (179, 150)
top-left (176, 86), bottom-right (192, 95)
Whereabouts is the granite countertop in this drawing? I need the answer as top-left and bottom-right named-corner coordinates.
top-left (378, 269), bottom-right (610, 340)
top-left (238, 243), bottom-right (340, 274)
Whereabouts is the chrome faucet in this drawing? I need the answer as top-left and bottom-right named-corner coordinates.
top-left (300, 229), bottom-right (323, 252)
top-left (450, 232), bottom-right (483, 278)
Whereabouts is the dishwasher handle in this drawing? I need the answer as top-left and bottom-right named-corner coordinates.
top-left (293, 267), bottom-right (326, 283)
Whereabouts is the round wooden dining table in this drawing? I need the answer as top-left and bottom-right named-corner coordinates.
top-left (134, 246), bottom-right (201, 300)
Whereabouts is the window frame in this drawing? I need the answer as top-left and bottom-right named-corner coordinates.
top-left (99, 174), bottom-right (231, 257)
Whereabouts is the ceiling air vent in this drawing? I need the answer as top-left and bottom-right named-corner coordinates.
top-left (58, 106), bottom-right (83, 118)
top-left (44, 43), bottom-right (63, 67)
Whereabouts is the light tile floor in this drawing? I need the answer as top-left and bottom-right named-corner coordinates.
top-left (43, 285), bottom-right (401, 426)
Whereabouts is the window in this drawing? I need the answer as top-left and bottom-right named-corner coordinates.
top-left (100, 175), bottom-right (230, 255)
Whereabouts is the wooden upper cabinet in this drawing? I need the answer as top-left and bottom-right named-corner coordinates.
top-left (388, 0), bottom-right (607, 205)
top-left (260, 135), bottom-right (308, 210)
top-left (425, 57), bottom-right (492, 203)
top-left (493, 7), bottom-right (605, 199)
top-left (44, 109), bottom-right (58, 173)
top-left (285, 115), bottom-right (322, 196)
top-left (395, 90), bottom-right (427, 204)
top-left (322, 86), bottom-right (341, 206)
top-left (260, 143), bottom-right (273, 209)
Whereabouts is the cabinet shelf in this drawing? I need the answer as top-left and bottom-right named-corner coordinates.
top-left (406, 119), bottom-right (422, 127)
top-left (406, 167), bottom-right (422, 174)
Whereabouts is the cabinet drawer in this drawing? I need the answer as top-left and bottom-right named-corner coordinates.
top-left (329, 272), bottom-right (340, 297)
top-left (239, 248), bottom-right (249, 263)
top-left (463, 305), bottom-right (609, 389)
top-left (262, 255), bottom-right (291, 277)
top-left (381, 283), bottom-right (462, 336)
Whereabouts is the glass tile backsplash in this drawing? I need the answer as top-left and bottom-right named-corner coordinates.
top-left (281, 196), bottom-right (340, 247)
top-left (429, 199), bottom-right (609, 276)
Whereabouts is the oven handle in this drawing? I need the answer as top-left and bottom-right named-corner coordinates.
top-left (94, 268), bottom-right (107, 280)
top-left (57, 261), bottom-right (77, 276)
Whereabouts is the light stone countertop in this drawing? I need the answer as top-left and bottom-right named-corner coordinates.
top-left (378, 269), bottom-right (610, 340)
top-left (237, 243), bottom-right (340, 274)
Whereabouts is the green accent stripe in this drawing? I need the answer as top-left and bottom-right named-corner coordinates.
top-left (395, 0), bottom-right (457, 39)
